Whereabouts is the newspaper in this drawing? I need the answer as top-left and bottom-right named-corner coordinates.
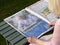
top-left (4, 0), bottom-right (58, 38)
top-left (25, 0), bottom-right (58, 22)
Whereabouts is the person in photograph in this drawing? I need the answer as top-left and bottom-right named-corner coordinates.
top-left (17, 14), bottom-right (40, 31)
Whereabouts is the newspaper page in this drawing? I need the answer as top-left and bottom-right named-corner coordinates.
top-left (25, 0), bottom-right (58, 22)
top-left (4, 9), bottom-right (53, 38)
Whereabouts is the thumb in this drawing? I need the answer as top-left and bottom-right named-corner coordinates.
top-left (49, 21), bottom-right (56, 26)
top-left (27, 37), bottom-right (32, 42)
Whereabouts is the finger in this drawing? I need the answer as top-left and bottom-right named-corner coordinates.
top-left (27, 37), bottom-right (32, 42)
top-left (30, 36), bottom-right (37, 43)
top-left (27, 36), bottom-right (37, 43)
top-left (49, 21), bottom-right (56, 26)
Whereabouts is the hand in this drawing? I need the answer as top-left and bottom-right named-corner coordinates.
top-left (27, 36), bottom-right (38, 43)
top-left (27, 36), bottom-right (46, 45)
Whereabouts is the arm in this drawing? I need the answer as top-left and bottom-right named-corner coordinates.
top-left (51, 19), bottom-right (60, 45)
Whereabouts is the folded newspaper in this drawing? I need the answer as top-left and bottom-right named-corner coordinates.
top-left (4, 0), bottom-right (58, 38)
